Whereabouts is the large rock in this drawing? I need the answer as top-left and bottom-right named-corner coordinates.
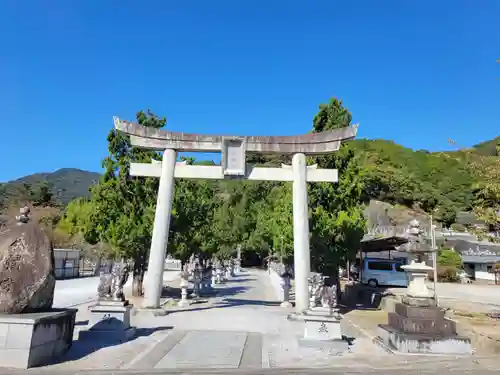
top-left (0, 221), bottom-right (56, 313)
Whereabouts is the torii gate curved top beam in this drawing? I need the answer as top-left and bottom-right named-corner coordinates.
top-left (113, 117), bottom-right (358, 155)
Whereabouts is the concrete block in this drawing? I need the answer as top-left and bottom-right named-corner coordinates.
top-left (0, 323), bottom-right (8, 348)
top-left (0, 308), bottom-right (77, 369)
top-left (6, 323), bottom-right (32, 349)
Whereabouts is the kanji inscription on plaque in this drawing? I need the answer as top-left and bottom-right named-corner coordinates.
top-left (318, 322), bottom-right (329, 333)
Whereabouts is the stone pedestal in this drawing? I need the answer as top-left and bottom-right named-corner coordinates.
top-left (0, 309), bottom-right (77, 369)
top-left (378, 296), bottom-right (472, 354)
top-left (299, 314), bottom-right (348, 351)
top-left (79, 300), bottom-right (136, 342)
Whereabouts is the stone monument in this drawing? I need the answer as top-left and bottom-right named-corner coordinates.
top-left (0, 207), bottom-right (77, 369)
top-left (79, 261), bottom-right (136, 341)
top-left (113, 116), bottom-right (357, 313)
top-left (377, 219), bottom-right (472, 354)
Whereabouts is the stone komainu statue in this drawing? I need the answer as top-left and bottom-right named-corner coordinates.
top-left (97, 262), bottom-right (130, 302)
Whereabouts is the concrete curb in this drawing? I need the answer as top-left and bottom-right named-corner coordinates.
top-left (121, 332), bottom-right (172, 369)
top-left (65, 297), bottom-right (98, 308)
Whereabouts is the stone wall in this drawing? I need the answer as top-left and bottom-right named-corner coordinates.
top-left (268, 262), bottom-right (285, 301)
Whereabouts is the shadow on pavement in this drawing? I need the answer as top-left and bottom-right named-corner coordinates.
top-left (46, 325), bottom-right (173, 366)
top-left (166, 296), bottom-right (280, 314)
top-left (214, 286), bottom-right (248, 297)
top-left (221, 297), bottom-right (281, 307)
top-left (226, 278), bottom-right (255, 283)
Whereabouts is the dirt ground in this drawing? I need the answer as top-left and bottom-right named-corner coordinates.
top-left (449, 309), bottom-right (500, 355)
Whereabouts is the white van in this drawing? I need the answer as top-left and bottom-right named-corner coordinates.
top-left (361, 258), bottom-right (408, 287)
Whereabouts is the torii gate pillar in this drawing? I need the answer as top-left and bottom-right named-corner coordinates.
top-left (291, 153), bottom-right (311, 313)
top-left (143, 149), bottom-right (176, 308)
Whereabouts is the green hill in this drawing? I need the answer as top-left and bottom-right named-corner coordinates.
top-left (345, 136), bottom-right (498, 226)
top-left (0, 168), bottom-right (101, 209)
top-left (472, 136), bottom-right (500, 156)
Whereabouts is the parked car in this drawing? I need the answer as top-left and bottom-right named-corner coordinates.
top-left (361, 258), bottom-right (408, 287)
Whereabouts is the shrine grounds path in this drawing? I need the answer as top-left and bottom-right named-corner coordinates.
top-left (21, 269), bottom-right (500, 374)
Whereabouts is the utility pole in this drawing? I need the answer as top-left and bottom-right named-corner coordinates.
top-left (430, 215), bottom-right (438, 304)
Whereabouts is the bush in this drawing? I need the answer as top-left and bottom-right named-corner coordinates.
top-left (438, 249), bottom-right (462, 268)
top-left (450, 223), bottom-right (467, 232)
top-left (428, 265), bottom-right (460, 282)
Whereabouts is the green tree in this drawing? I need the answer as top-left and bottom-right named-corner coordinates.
top-left (309, 97), bottom-right (367, 276)
top-left (85, 109), bottom-right (164, 296)
top-left (254, 184), bottom-right (294, 263)
top-left (30, 182), bottom-right (54, 207)
top-left (169, 177), bottom-right (217, 262)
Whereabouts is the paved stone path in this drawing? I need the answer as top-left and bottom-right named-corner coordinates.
top-left (24, 269), bottom-right (500, 373)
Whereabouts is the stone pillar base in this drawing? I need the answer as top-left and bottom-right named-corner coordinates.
top-left (299, 315), bottom-right (348, 351)
top-left (377, 301), bottom-right (472, 354)
top-left (79, 300), bottom-right (135, 342)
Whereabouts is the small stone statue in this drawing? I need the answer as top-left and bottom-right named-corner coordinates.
top-left (319, 284), bottom-right (337, 308)
top-left (97, 271), bottom-right (113, 299)
top-left (97, 261), bottom-right (129, 302)
top-left (16, 206), bottom-right (30, 224)
top-left (111, 262), bottom-right (130, 301)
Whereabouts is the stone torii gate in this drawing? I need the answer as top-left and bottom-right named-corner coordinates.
top-left (113, 117), bottom-right (358, 314)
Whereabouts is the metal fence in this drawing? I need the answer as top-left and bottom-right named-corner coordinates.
top-left (53, 248), bottom-right (102, 279)
top-left (54, 249), bottom-right (81, 279)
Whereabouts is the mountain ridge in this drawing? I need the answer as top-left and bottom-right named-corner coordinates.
top-left (0, 135), bottom-right (498, 226)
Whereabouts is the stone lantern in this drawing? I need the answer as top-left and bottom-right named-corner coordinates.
top-left (400, 219), bottom-right (434, 299)
top-left (377, 219), bottom-right (472, 354)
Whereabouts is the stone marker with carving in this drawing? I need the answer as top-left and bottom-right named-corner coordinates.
top-left (0, 207), bottom-right (77, 369)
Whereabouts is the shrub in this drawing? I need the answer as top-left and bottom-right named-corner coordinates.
top-left (428, 265), bottom-right (460, 282)
top-left (450, 223), bottom-right (466, 232)
top-left (438, 249), bottom-right (462, 268)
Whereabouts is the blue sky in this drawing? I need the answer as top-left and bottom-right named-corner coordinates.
top-left (1, 0), bottom-right (499, 182)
